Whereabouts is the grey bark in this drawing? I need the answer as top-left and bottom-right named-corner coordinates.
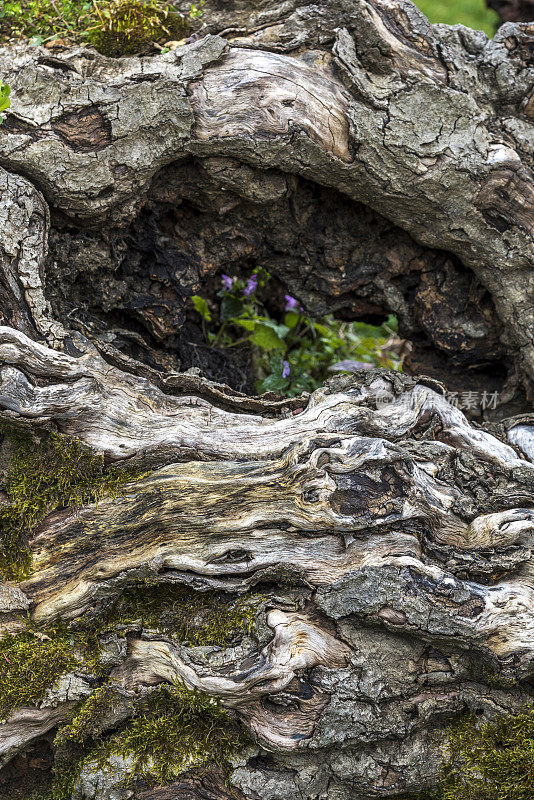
top-left (0, 1), bottom-right (534, 799)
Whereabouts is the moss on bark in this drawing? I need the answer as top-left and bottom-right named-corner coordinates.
top-left (0, 423), bottom-right (145, 580)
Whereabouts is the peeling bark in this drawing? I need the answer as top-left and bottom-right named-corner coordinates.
top-left (0, 1), bottom-right (534, 799)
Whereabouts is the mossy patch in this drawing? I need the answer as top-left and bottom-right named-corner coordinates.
top-left (33, 683), bottom-right (251, 800)
top-left (100, 583), bottom-right (260, 645)
top-left (0, 625), bottom-right (78, 719)
top-left (0, 423), bottom-right (144, 580)
top-left (71, 583), bottom-right (262, 679)
top-left (87, 0), bottom-right (189, 57)
top-left (96, 683), bottom-right (251, 784)
top-left (0, 0), bottom-right (191, 56)
top-left (399, 707), bottom-right (534, 800)
top-left (439, 708), bottom-right (534, 800)
top-left (54, 683), bottom-right (116, 754)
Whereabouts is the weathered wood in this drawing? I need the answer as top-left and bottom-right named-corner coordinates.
top-left (0, 1), bottom-right (534, 798)
top-left (1, 323), bottom-right (534, 796)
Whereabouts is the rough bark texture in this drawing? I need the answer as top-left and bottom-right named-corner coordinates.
top-left (0, 1), bottom-right (534, 799)
top-left (0, 0), bottom-right (533, 404)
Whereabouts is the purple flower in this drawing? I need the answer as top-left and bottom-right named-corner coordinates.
top-left (221, 274), bottom-right (234, 292)
top-left (244, 275), bottom-right (258, 297)
top-left (284, 294), bottom-right (298, 311)
top-left (282, 360), bottom-right (290, 379)
top-left (185, 33), bottom-right (201, 43)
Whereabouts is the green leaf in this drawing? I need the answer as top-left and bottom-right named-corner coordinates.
top-left (260, 319), bottom-right (290, 338)
top-left (249, 323), bottom-right (286, 351)
top-left (0, 82), bottom-right (10, 120)
top-left (312, 322), bottom-right (332, 338)
top-left (386, 314), bottom-right (398, 332)
top-left (260, 373), bottom-right (290, 392)
top-left (191, 295), bottom-right (211, 321)
top-left (220, 294), bottom-right (243, 322)
top-left (234, 319), bottom-right (256, 332)
top-left (284, 312), bottom-right (300, 329)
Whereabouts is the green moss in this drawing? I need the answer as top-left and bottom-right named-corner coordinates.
top-left (399, 707), bottom-right (534, 800)
top-left (478, 665), bottom-right (517, 689)
top-left (87, 0), bottom-right (188, 56)
top-left (0, 0), bottom-right (190, 54)
top-left (0, 424), bottom-right (144, 580)
top-left (20, 752), bottom-right (90, 800)
top-left (36, 683), bottom-right (250, 800)
top-left (70, 584), bottom-right (261, 680)
top-left (0, 625), bottom-right (78, 719)
top-left (438, 708), bottom-right (534, 800)
top-left (97, 683), bottom-right (251, 784)
top-left (100, 583), bottom-right (260, 645)
top-left (53, 684), bottom-right (116, 766)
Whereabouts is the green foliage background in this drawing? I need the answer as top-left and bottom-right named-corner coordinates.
top-left (192, 270), bottom-right (403, 397)
top-left (415, 0), bottom-right (498, 34)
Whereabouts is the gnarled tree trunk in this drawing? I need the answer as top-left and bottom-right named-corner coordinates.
top-left (0, 1), bottom-right (534, 798)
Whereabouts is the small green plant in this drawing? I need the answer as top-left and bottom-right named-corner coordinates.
top-left (188, 0), bottom-right (204, 19)
top-left (0, 0), bottom-right (94, 45)
top-left (0, 424), bottom-right (144, 580)
top-left (0, 81), bottom-right (10, 122)
top-left (192, 270), bottom-right (403, 397)
top-left (0, 625), bottom-right (78, 719)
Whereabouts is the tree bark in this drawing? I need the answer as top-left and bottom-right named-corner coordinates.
top-left (0, 1), bottom-right (534, 799)
top-left (0, 0), bottom-right (533, 403)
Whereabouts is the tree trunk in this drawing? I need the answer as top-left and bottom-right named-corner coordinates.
top-left (0, 1), bottom-right (534, 798)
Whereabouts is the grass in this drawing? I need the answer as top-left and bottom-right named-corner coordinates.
top-left (414, 0), bottom-right (499, 35)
